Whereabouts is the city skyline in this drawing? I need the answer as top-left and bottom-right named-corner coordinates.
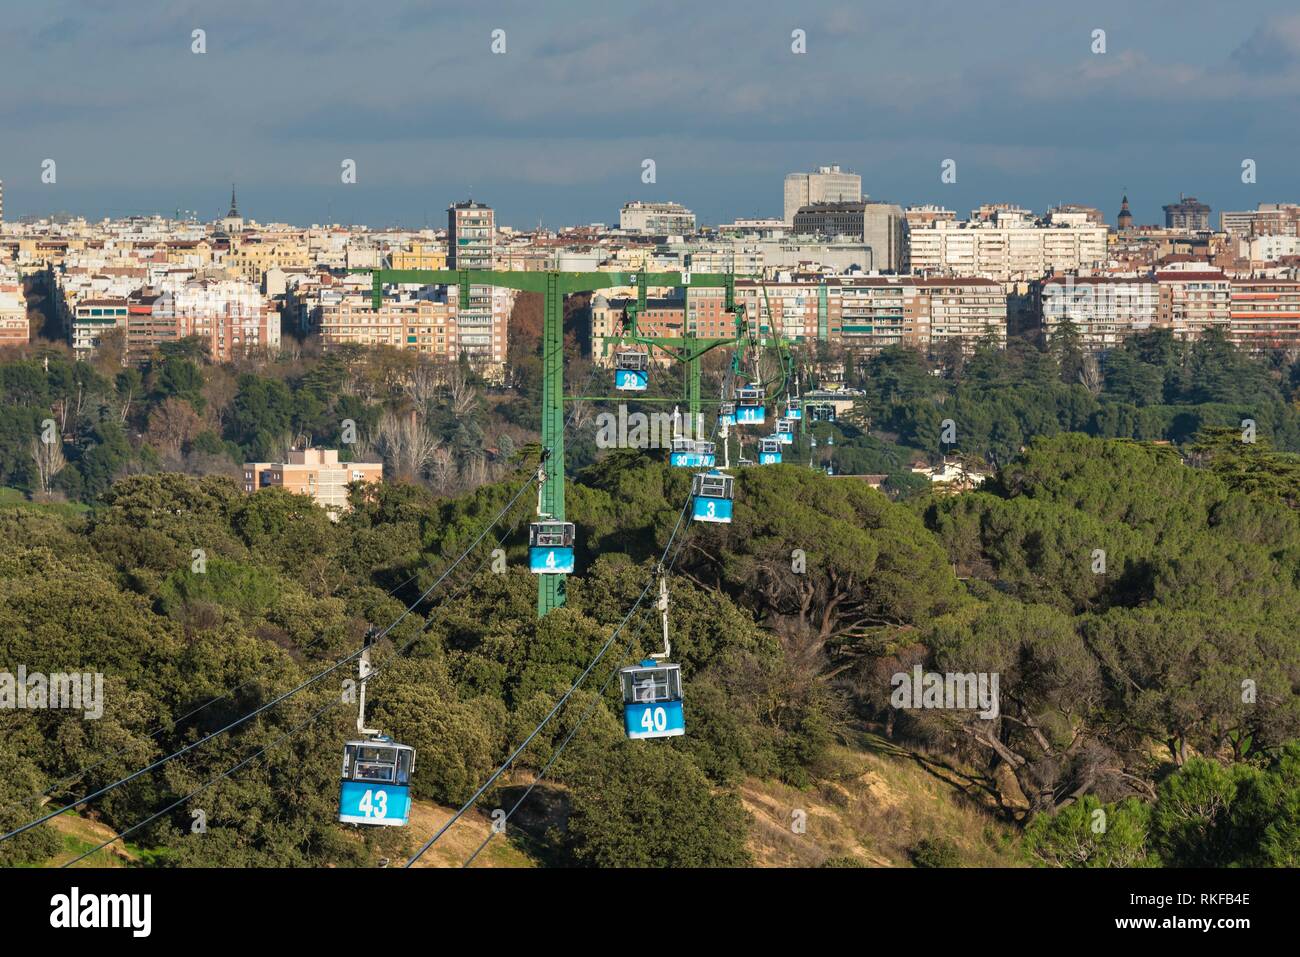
top-left (5, 1), bottom-right (1300, 228)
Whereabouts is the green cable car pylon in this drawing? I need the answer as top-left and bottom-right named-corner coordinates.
top-left (354, 267), bottom-right (790, 618)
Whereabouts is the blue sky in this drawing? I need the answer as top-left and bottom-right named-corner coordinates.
top-left (3, 0), bottom-right (1300, 228)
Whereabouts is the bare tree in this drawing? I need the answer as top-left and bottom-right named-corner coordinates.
top-left (444, 362), bottom-right (478, 419)
top-left (373, 409), bottom-right (442, 482)
top-left (30, 435), bottom-right (66, 496)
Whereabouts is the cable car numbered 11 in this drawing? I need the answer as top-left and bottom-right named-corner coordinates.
top-left (620, 660), bottom-right (685, 739)
top-left (338, 737), bottom-right (415, 827)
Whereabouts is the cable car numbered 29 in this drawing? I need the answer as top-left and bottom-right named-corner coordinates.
top-left (614, 350), bottom-right (650, 392)
top-left (619, 660), bottom-right (685, 739)
top-left (338, 737), bottom-right (415, 827)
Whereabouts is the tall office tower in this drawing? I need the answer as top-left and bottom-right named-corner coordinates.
top-left (447, 200), bottom-right (505, 372)
top-left (783, 165), bottom-right (862, 224)
top-left (0, 178), bottom-right (5, 224)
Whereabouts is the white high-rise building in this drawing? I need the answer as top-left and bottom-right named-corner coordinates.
top-left (783, 165), bottom-right (862, 224)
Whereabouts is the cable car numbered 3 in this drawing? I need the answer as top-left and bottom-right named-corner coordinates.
top-left (691, 469), bottom-right (733, 523)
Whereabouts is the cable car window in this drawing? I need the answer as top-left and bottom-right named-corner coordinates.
top-left (358, 746), bottom-right (395, 764)
top-left (396, 749), bottom-right (413, 785)
top-left (355, 762), bottom-right (396, 783)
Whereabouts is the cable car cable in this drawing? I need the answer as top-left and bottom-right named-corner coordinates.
top-left (462, 528), bottom-right (695, 867)
top-left (61, 698), bottom-right (341, 868)
top-left (0, 469), bottom-right (542, 846)
top-left (409, 388), bottom-right (722, 865)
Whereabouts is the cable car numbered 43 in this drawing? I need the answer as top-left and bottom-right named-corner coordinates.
top-left (338, 736), bottom-right (415, 827)
top-left (529, 520), bottom-right (575, 574)
top-left (620, 660), bottom-right (685, 739)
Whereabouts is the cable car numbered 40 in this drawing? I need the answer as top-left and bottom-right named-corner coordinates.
top-left (620, 660), bottom-right (685, 739)
top-left (338, 737), bottom-right (415, 827)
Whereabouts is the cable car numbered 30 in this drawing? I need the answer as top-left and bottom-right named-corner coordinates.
top-left (614, 349), bottom-right (649, 392)
top-left (529, 520), bottom-right (575, 574)
top-left (669, 437), bottom-right (716, 468)
top-left (758, 437), bottom-right (782, 465)
top-left (338, 737), bottom-right (415, 827)
top-left (620, 660), bottom-right (685, 739)
top-left (691, 469), bottom-right (733, 523)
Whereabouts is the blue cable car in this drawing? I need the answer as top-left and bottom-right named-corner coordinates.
top-left (614, 349), bottom-right (649, 392)
top-left (669, 437), bottom-right (716, 468)
top-left (736, 386), bottom-right (766, 425)
top-left (785, 398), bottom-right (803, 421)
top-left (529, 520), bottom-right (575, 574)
top-left (691, 469), bottom-right (733, 523)
top-left (717, 401), bottom-right (737, 427)
top-left (338, 736), bottom-right (414, 827)
top-left (620, 660), bottom-right (685, 739)
top-left (775, 418), bottom-right (795, 444)
top-left (758, 437), bottom-right (782, 465)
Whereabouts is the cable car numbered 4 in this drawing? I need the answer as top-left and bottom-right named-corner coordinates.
top-left (339, 629), bottom-right (415, 827)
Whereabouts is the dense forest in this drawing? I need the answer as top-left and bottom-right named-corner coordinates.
top-left (1, 428), bottom-right (1299, 866)
top-left (2, 302), bottom-right (1300, 867)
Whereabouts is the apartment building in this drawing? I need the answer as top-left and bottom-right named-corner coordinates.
top-left (908, 218), bottom-right (1108, 282)
top-left (1036, 267), bottom-right (1235, 349)
top-left (241, 447), bottom-right (383, 518)
top-left (319, 293), bottom-right (459, 357)
top-left (619, 201), bottom-right (696, 235)
top-left (593, 275), bottom-right (1005, 357)
top-left (1229, 279), bottom-right (1300, 351)
top-left (1036, 275), bottom-right (1160, 350)
top-left (0, 269), bottom-right (28, 347)
top-left (1163, 194), bottom-right (1212, 232)
top-left (447, 201), bottom-right (503, 373)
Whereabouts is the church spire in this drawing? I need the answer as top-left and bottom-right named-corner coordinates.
top-left (227, 184), bottom-right (239, 218)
